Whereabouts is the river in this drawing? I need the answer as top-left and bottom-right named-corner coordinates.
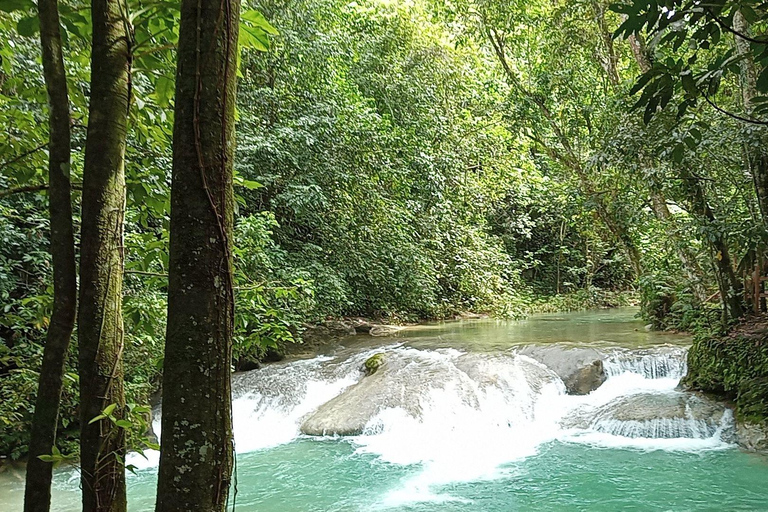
top-left (3, 308), bottom-right (768, 510)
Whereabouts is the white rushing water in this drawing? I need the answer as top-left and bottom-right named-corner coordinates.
top-left (128, 344), bottom-right (734, 506)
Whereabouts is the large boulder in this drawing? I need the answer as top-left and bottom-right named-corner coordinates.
top-left (300, 354), bottom-right (423, 436)
top-left (563, 392), bottom-right (732, 439)
top-left (300, 350), bottom-right (558, 436)
top-left (516, 345), bottom-right (606, 395)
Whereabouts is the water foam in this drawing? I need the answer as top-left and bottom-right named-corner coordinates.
top-left (133, 343), bottom-right (734, 505)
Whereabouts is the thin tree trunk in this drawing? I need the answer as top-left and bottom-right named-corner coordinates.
top-left (681, 169), bottom-right (743, 322)
top-left (485, 25), bottom-right (643, 277)
top-left (155, 0), bottom-right (239, 506)
top-left (627, 33), bottom-right (709, 299)
top-left (23, 0), bottom-right (77, 508)
top-left (78, 0), bottom-right (131, 508)
top-left (733, 11), bottom-right (768, 227)
top-left (649, 190), bottom-right (709, 302)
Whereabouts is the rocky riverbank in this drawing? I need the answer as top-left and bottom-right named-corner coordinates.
top-left (682, 314), bottom-right (768, 451)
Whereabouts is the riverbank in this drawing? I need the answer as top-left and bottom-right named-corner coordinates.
top-left (683, 314), bottom-right (768, 450)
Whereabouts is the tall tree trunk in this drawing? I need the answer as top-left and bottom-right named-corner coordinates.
top-left (78, 0), bottom-right (131, 509)
top-left (155, 0), bottom-right (239, 506)
top-left (733, 11), bottom-right (768, 227)
top-left (648, 189), bottom-right (709, 302)
top-left (23, 0), bottom-right (77, 509)
top-left (626, 33), bottom-right (709, 300)
top-left (485, 25), bottom-right (643, 278)
top-left (681, 169), bottom-right (743, 322)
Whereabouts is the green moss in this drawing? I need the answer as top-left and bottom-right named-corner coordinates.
top-left (364, 353), bottom-right (385, 375)
top-left (683, 329), bottom-right (768, 423)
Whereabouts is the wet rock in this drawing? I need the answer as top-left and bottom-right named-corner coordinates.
top-left (516, 346), bottom-right (606, 395)
top-left (736, 421), bottom-right (768, 451)
top-left (363, 353), bottom-right (385, 375)
top-left (368, 324), bottom-right (404, 337)
top-left (300, 351), bottom-right (557, 436)
top-left (300, 354), bottom-right (422, 436)
top-left (563, 392), bottom-right (732, 440)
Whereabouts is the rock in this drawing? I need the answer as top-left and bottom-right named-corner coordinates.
top-left (516, 345), bottom-right (606, 395)
top-left (363, 353), bottom-right (385, 375)
top-left (368, 324), bottom-right (404, 337)
top-left (323, 320), bottom-right (357, 337)
top-left (300, 353), bottom-right (423, 436)
top-left (644, 324), bottom-right (654, 332)
top-left (300, 350), bottom-right (557, 436)
top-left (237, 359), bottom-right (261, 372)
top-left (563, 392), bottom-right (733, 440)
top-left (301, 320), bottom-right (356, 345)
top-left (737, 421), bottom-right (768, 451)
top-left (350, 318), bottom-right (375, 334)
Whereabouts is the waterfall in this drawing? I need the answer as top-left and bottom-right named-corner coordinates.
top-left (129, 344), bottom-right (735, 486)
top-left (603, 347), bottom-right (688, 379)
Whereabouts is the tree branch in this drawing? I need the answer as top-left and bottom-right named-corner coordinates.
top-left (0, 142), bottom-right (48, 173)
top-left (0, 182), bottom-right (82, 199)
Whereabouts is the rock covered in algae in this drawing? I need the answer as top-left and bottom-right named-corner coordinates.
top-left (363, 353), bottom-right (385, 375)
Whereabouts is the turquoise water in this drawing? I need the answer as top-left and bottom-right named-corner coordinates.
top-left (4, 308), bottom-right (768, 511)
top-left (19, 439), bottom-right (768, 511)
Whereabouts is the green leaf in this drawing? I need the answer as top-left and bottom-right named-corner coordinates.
top-left (115, 419), bottom-right (132, 429)
top-left (154, 75), bottom-right (174, 107)
top-left (241, 10), bottom-right (278, 35)
top-left (16, 16), bottom-right (39, 37)
top-left (0, 0), bottom-right (33, 13)
top-left (88, 413), bottom-right (107, 425)
top-left (757, 67), bottom-right (768, 94)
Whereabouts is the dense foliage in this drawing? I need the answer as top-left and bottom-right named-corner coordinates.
top-left (4, 0), bottom-right (768, 460)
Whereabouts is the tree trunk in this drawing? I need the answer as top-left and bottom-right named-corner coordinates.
top-left (78, 0), bottom-right (131, 509)
top-left (681, 169), bottom-right (743, 322)
top-left (23, 0), bottom-right (77, 509)
top-left (485, 26), bottom-right (643, 278)
top-left (627, 34), bottom-right (709, 300)
top-left (648, 190), bottom-right (709, 302)
top-left (154, 0), bottom-right (239, 507)
top-left (733, 11), bottom-right (768, 227)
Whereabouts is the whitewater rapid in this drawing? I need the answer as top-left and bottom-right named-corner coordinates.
top-left (125, 342), bottom-right (734, 506)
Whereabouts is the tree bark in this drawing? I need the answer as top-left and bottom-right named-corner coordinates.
top-left (648, 189), bottom-right (709, 302)
top-left (485, 25), bottom-right (644, 278)
top-left (154, 0), bottom-right (239, 507)
top-left (626, 33), bottom-right (710, 300)
top-left (23, 0), bottom-right (77, 509)
top-left (733, 11), bottom-right (768, 227)
top-left (78, 0), bottom-right (131, 509)
top-left (681, 169), bottom-right (743, 322)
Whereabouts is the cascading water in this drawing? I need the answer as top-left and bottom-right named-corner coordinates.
top-left (5, 309), bottom-right (768, 512)
top-left (129, 343), bottom-right (737, 505)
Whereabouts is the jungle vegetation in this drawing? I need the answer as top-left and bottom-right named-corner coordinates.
top-left (2, 0), bottom-right (768, 508)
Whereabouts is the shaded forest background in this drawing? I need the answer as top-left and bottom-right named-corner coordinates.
top-left (2, 0), bottom-right (766, 462)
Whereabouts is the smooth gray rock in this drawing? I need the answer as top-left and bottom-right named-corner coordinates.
top-left (516, 345), bottom-right (607, 395)
top-left (368, 324), bottom-right (404, 336)
top-left (563, 392), bottom-right (733, 440)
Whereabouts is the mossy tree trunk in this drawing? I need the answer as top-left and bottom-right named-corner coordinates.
top-left (78, 0), bottom-right (131, 509)
top-left (154, 0), bottom-right (239, 507)
top-left (733, 11), bottom-right (768, 229)
top-left (680, 169), bottom-right (743, 323)
top-left (23, 0), bottom-right (77, 509)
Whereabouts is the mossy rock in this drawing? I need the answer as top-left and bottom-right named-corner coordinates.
top-left (683, 323), bottom-right (768, 423)
top-left (363, 353), bottom-right (385, 375)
